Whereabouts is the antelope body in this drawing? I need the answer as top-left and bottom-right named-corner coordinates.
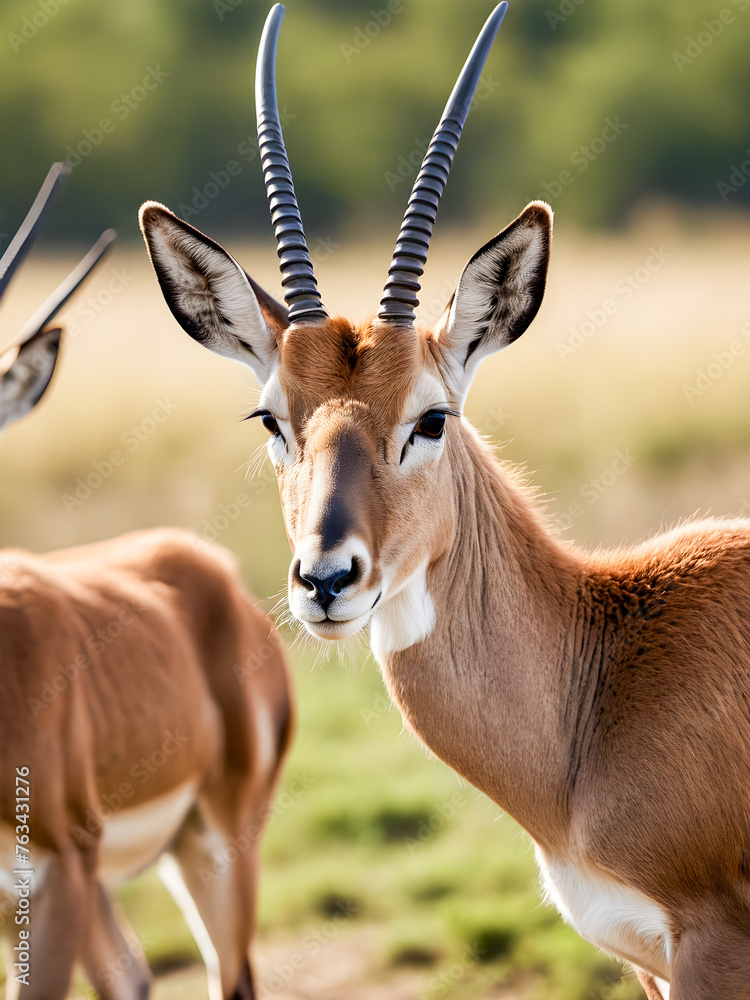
top-left (140, 5), bottom-right (750, 997)
top-left (0, 170), bottom-right (292, 1000)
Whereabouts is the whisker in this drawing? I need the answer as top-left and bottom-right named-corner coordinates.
top-left (254, 588), bottom-right (286, 616)
top-left (311, 640), bottom-right (333, 669)
top-left (238, 383), bottom-right (262, 416)
top-left (269, 595), bottom-right (290, 617)
top-left (248, 442), bottom-right (269, 481)
top-left (265, 585), bottom-right (287, 602)
top-left (236, 441), bottom-right (269, 483)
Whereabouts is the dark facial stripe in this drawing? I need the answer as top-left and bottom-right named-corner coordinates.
top-left (310, 427), bottom-right (373, 552)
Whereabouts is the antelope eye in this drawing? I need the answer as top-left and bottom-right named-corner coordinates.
top-left (261, 413), bottom-right (279, 435)
top-left (415, 411), bottom-right (447, 439)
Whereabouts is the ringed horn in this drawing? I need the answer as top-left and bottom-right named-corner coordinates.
top-left (0, 162), bottom-right (116, 348)
top-left (379, 1), bottom-right (508, 325)
top-left (256, 3), bottom-right (327, 324)
top-left (254, 2), bottom-right (508, 327)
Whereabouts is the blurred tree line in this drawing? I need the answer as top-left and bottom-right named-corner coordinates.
top-left (0, 0), bottom-right (748, 246)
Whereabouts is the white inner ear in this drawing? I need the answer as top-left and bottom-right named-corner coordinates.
top-left (146, 217), bottom-right (278, 385)
top-left (449, 225), bottom-right (545, 344)
top-left (441, 218), bottom-right (548, 407)
top-left (0, 335), bottom-right (58, 431)
top-left (0, 343), bottom-right (22, 379)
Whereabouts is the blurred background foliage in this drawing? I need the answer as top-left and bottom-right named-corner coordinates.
top-left (0, 0), bottom-right (749, 245)
top-left (1, 1), bottom-right (749, 998)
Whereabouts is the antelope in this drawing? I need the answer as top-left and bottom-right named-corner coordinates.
top-left (139, 3), bottom-right (750, 997)
top-left (1, 165), bottom-right (292, 1000)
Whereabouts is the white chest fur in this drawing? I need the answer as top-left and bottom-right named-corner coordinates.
top-left (98, 780), bottom-right (198, 887)
top-left (536, 847), bottom-right (672, 981)
top-left (370, 559), bottom-right (435, 659)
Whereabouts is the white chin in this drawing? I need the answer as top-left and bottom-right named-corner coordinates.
top-left (300, 614), bottom-right (370, 641)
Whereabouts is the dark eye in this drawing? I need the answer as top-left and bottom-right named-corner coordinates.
top-left (261, 413), bottom-right (279, 435)
top-left (415, 411), bottom-right (446, 439)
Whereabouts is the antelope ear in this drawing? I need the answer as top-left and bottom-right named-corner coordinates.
top-left (436, 202), bottom-right (552, 406)
top-left (0, 327), bottom-right (61, 432)
top-left (139, 202), bottom-right (288, 386)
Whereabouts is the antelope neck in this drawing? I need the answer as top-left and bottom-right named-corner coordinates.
top-left (373, 421), bottom-right (598, 855)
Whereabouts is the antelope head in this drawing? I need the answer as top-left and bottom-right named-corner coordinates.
top-left (0, 163), bottom-right (115, 432)
top-left (140, 3), bottom-right (551, 649)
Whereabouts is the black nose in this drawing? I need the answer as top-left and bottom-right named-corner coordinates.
top-left (298, 562), bottom-right (359, 611)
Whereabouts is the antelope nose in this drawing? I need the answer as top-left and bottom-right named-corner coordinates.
top-left (296, 562), bottom-right (359, 610)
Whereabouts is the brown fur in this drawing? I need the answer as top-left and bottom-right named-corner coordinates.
top-left (139, 194), bottom-right (750, 995)
top-left (637, 970), bottom-right (668, 1000)
top-left (270, 317), bottom-right (750, 994)
top-left (0, 528), bottom-right (292, 1000)
top-left (278, 318), bottom-right (421, 430)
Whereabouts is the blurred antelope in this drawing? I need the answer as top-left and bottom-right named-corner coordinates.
top-left (140, 4), bottom-right (750, 997)
top-left (1, 165), bottom-right (292, 1000)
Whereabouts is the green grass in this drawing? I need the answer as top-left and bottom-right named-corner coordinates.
top-left (102, 648), bottom-right (644, 1000)
top-left (3, 227), bottom-right (750, 998)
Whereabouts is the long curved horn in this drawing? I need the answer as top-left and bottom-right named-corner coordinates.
top-left (0, 162), bottom-right (70, 302)
top-left (14, 229), bottom-right (116, 345)
top-left (256, 4), bottom-right (327, 325)
top-left (379, 2), bottom-right (509, 326)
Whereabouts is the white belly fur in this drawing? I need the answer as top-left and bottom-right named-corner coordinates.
top-left (536, 846), bottom-right (672, 980)
top-left (99, 780), bottom-right (198, 887)
top-left (0, 780), bottom-right (197, 898)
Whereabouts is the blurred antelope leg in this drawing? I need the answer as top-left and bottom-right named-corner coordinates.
top-left (79, 882), bottom-right (151, 1000)
top-left (160, 807), bottom-right (259, 1000)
